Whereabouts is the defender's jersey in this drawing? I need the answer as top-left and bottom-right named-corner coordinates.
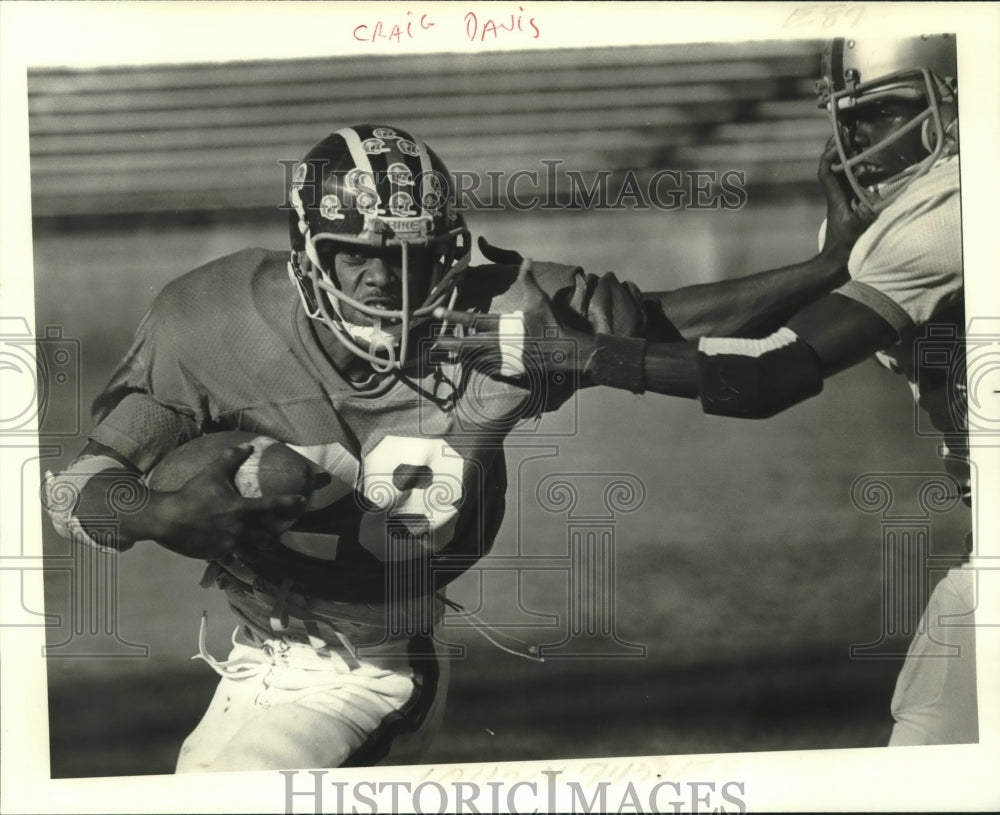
top-left (90, 249), bottom-right (574, 601)
top-left (827, 156), bottom-right (967, 489)
top-left (837, 156), bottom-right (962, 331)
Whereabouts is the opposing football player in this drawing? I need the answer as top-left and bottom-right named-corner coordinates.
top-left (440, 35), bottom-right (974, 746)
top-left (44, 121), bottom-right (868, 772)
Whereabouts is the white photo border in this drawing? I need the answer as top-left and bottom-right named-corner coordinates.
top-left (2, 2), bottom-right (998, 812)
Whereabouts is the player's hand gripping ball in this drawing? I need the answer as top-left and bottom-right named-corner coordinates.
top-left (147, 431), bottom-right (320, 499)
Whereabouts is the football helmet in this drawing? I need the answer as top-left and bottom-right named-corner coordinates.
top-left (815, 36), bottom-right (958, 212)
top-left (287, 125), bottom-right (471, 370)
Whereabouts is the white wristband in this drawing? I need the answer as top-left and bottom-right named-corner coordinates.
top-left (498, 311), bottom-right (527, 377)
top-left (44, 454), bottom-right (132, 552)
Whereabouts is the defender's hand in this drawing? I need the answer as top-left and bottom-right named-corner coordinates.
top-left (143, 444), bottom-right (309, 561)
top-left (819, 138), bottom-right (876, 259)
top-left (584, 271), bottom-right (647, 336)
top-left (433, 260), bottom-right (595, 379)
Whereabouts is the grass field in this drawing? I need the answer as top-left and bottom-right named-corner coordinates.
top-left (32, 202), bottom-right (971, 778)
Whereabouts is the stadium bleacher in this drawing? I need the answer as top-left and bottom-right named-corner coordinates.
top-left (28, 40), bottom-right (828, 219)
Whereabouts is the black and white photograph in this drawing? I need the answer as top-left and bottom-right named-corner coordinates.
top-left (2, 2), bottom-right (998, 812)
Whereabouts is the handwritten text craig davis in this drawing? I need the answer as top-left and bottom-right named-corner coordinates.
top-left (353, 6), bottom-right (541, 45)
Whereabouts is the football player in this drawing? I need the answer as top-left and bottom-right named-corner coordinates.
top-left (439, 35), bottom-right (975, 746)
top-left (44, 121), bottom-right (868, 772)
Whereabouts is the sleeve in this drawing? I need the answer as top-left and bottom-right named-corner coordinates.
top-left (835, 173), bottom-right (962, 334)
top-left (88, 297), bottom-right (203, 472)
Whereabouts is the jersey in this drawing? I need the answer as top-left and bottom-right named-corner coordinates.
top-left (827, 156), bottom-right (968, 492)
top-left (88, 249), bottom-right (585, 639)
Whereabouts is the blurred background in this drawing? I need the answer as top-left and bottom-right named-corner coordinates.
top-left (29, 41), bottom-right (970, 778)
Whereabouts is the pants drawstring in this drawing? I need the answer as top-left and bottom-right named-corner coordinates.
top-left (192, 613), bottom-right (270, 679)
top-left (439, 595), bottom-right (544, 663)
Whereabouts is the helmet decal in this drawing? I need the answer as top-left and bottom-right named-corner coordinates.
top-left (388, 192), bottom-right (418, 217)
top-left (397, 139), bottom-right (424, 157)
top-left (318, 194), bottom-right (345, 221)
top-left (354, 190), bottom-right (380, 216)
top-left (362, 137), bottom-right (391, 155)
top-left (345, 167), bottom-right (376, 194)
top-left (420, 172), bottom-right (448, 212)
top-left (387, 162), bottom-right (414, 187)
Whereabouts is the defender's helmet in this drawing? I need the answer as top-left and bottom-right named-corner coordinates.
top-left (815, 36), bottom-right (958, 212)
top-left (287, 125), bottom-right (471, 370)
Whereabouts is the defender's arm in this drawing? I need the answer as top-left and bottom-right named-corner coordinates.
top-left (632, 293), bottom-right (898, 417)
top-left (653, 250), bottom-right (851, 341)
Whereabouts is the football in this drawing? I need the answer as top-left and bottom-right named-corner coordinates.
top-left (146, 431), bottom-right (319, 498)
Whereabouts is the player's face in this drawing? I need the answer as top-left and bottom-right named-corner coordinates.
top-left (840, 98), bottom-right (929, 185)
top-left (326, 244), bottom-right (434, 327)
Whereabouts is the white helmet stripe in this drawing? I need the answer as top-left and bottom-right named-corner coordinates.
top-left (415, 137), bottom-right (435, 217)
top-left (337, 126), bottom-right (378, 182)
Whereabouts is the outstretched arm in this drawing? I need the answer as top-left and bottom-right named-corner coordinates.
top-left (655, 252), bottom-right (849, 341)
top-left (653, 141), bottom-right (874, 340)
top-left (434, 263), bottom-right (897, 417)
top-left (634, 292), bottom-right (897, 416)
